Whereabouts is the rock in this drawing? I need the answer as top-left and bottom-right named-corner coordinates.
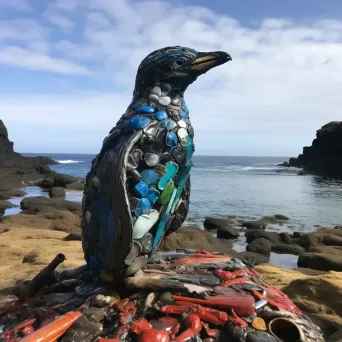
top-left (246, 238), bottom-right (272, 256)
top-left (203, 217), bottom-right (233, 230)
top-left (281, 121), bottom-right (342, 177)
top-left (38, 178), bottom-right (54, 189)
top-left (297, 228), bottom-right (342, 250)
top-left (334, 226), bottom-right (342, 229)
top-left (304, 313), bottom-right (342, 340)
top-left (0, 200), bottom-right (16, 216)
top-left (293, 231), bottom-right (306, 238)
top-left (216, 226), bottom-right (239, 239)
top-left (298, 253), bottom-right (342, 271)
top-left (281, 271), bottom-right (342, 325)
top-left (246, 231), bottom-right (281, 244)
top-left (274, 214), bottom-right (289, 220)
top-left (271, 243), bottom-right (305, 255)
top-left (256, 264), bottom-right (342, 326)
top-left (20, 196), bottom-right (81, 214)
top-left (234, 251), bottom-right (269, 265)
top-left (159, 226), bottom-right (233, 254)
top-left (65, 182), bottom-right (85, 191)
top-left (54, 174), bottom-right (77, 187)
top-left (241, 220), bottom-right (266, 230)
top-left (0, 210), bottom-right (81, 233)
top-left (279, 232), bottom-right (292, 244)
top-left (49, 187), bottom-right (66, 198)
top-left (0, 120), bottom-right (15, 158)
top-left (308, 246), bottom-right (342, 254)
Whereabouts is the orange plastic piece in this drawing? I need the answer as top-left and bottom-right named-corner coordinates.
top-left (252, 317), bottom-right (267, 331)
top-left (20, 311), bottom-right (82, 342)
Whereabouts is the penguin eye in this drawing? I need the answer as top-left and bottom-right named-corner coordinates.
top-left (172, 58), bottom-right (186, 68)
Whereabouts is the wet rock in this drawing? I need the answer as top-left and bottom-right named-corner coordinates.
top-left (54, 174), bottom-right (79, 187)
top-left (0, 200), bottom-right (16, 216)
top-left (279, 232), bottom-right (292, 244)
top-left (216, 226), bottom-right (239, 239)
top-left (298, 253), bottom-right (342, 271)
top-left (241, 220), bottom-right (266, 230)
top-left (271, 243), bottom-right (305, 255)
top-left (203, 217), bottom-right (233, 230)
top-left (246, 231), bottom-right (281, 244)
top-left (234, 251), bottom-right (269, 265)
top-left (293, 231), bottom-right (306, 238)
top-left (159, 226), bottom-right (233, 254)
top-left (297, 228), bottom-right (342, 250)
top-left (49, 187), bottom-right (66, 198)
top-left (246, 238), bottom-right (272, 256)
top-left (65, 182), bottom-right (85, 191)
top-left (308, 246), bottom-right (342, 254)
top-left (38, 178), bottom-right (55, 189)
top-left (274, 214), bottom-right (289, 220)
top-left (21, 196), bottom-right (81, 214)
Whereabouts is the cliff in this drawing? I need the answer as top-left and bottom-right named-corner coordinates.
top-left (281, 121), bottom-right (342, 177)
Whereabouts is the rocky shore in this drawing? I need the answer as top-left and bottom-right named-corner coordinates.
top-left (1, 120), bottom-right (342, 339)
top-left (280, 121), bottom-right (342, 177)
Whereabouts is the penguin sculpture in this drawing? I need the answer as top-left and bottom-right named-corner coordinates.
top-left (82, 46), bottom-right (231, 282)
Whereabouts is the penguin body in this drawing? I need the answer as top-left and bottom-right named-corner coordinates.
top-left (82, 46), bottom-right (231, 280)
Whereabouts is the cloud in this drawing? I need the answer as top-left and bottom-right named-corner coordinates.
top-left (0, 0), bottom-right (32, 11)
top-left (43, 11), bottom-right (75, 32)
top-left (2, 0), bottom-right (342, 155)
top-left (0, 47), bottom-right (91, 75)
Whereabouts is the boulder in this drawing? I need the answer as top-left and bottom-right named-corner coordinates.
top-left (279, 232), bottom-right (292, 244)
top-left (49, 187), bottom-right (66, 198)
top-left (20, 196), bottom-right (81, 214)
top-left (0, 120), bottom-right (15, 158)
top-left (274, 214), bottom-right (289, 220)
top-left (241, 220), bottom-right (266, 230)
top-left (159, 226), bottom-right (233, 254)
top-left (216, 226), bottom-right (239, 239)
top-left (203, 217), bottom-right (233, 230)
top-left (298, 253), bottom-right (342, 271)
top-left (38, 178), bottom-right (54, 189)
top-left (271, 243), bottom-right (305, 255)
top-left (234, 251), bottom-right (269, 265)
top-left (293, 231), bottom-right (306, 238)
top-left (246, 238), bottom-right (272, 256)
top-left (65, 182), bottom-right (85, 191)
top-left (280, 121), bottom-right (342, 176)
top-left (297, 228), bottom-right (342, 250)
top-left (0, 200), bottom-right (16, 216)
top-left (246, 231), bottom-right (281, 244)
top-left (327, 330), bottom-right (342, 342)
top-left (53, 174), bottom-right (78, 187)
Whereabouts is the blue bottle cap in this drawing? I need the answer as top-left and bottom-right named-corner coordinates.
top-left (134, 181), bottom-right (149, 197)
top-left (141, 169), bottom-right (159, 185)
top-left (137, 105), bottom-right (155, 113)
top-left (135, 198), bottom-right (151, 217)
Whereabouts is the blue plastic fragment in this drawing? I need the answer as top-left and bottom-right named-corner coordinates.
top-left (152, 188), bottom-right (177, 249)
top-left (184, 135), bottom-right (194, 158)
top-left (161, 119), bottom-right (177, 130)
top-left (141, 170), bottom-right (159, 185)
top-left (158, 162), bottom-right (179, 190)
top-left (89, 256), bottom-right (101, 281)
top-left (182, 100), bottom-right (189, 113)
top-left (135, 198), bottom-right (151, 217)
top-left (134, 181), bottom-right (149, 197)
top-left (125, 116), bottom-right (151, 133)
top-left (175, 160), bottom-right (193, 186)
top-left (166, 132), bottom-right (179, 147)
top-left (137, 105), bottom-right (155, 113)
top-left (146, 188), bottom-right (160, 204)
top-left (155, 110), bottom-right (168, 121)
top-left (179, 111), bottom-right (189, 119)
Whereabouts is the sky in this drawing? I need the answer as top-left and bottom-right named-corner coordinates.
top-left (1, 0), bottom-right (342, 156)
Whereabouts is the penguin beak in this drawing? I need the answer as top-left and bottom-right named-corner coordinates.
top-left (190, 51), bottom-right (232, 72)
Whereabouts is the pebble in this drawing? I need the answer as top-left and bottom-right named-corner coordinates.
top-left (124, 241), bottom-right (142, 265)
top-left (158, 96), bottom-right (171, 106)
top-left (149, 94), bottom-right (160, 102)
top-left (126, 255), bottom-right (148, 275)
top-left (151, 86), bottom-right (162, 97)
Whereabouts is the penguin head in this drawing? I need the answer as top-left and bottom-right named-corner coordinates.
top-left (134, 46), bottom-right (231, 94)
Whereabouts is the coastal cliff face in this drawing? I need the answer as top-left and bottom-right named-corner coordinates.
top-left (281, 121), bottom-right (342, 176)
top-left (0, 120), bottom-right (16, 159)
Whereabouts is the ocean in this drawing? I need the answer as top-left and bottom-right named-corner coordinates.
top-left (9, 154), bottom-right (342, 268)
